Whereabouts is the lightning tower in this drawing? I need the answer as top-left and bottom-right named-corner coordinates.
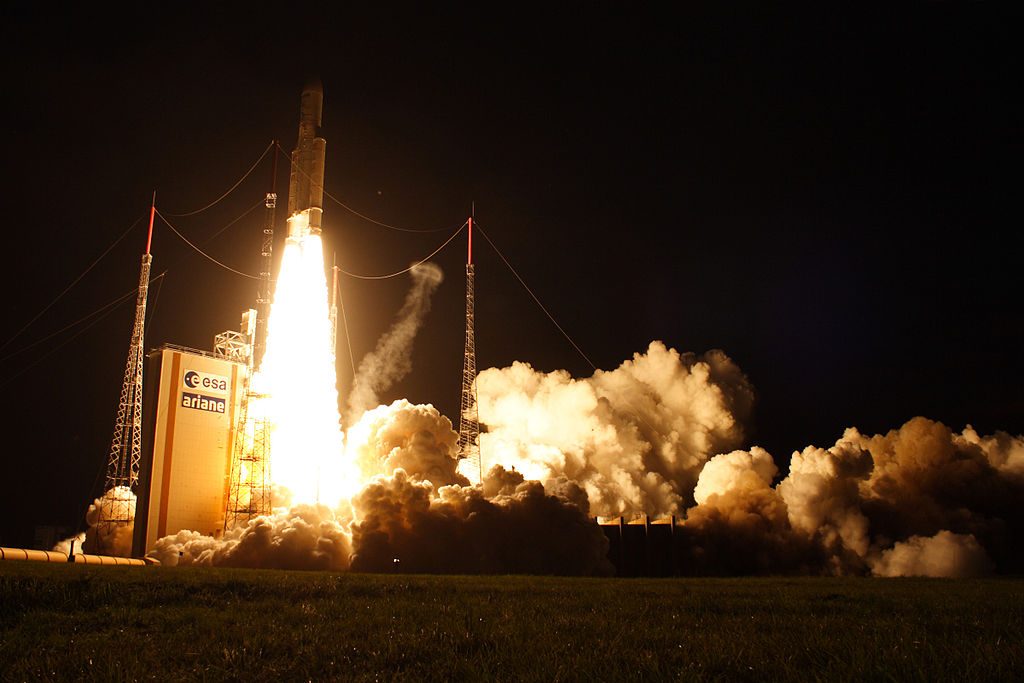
top-left (458, 216), bottom-right (482, 482)
top-left (98, 194), bottom-right (156, 555)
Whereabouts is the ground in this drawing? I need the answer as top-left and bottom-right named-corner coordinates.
top-left (1, 563), bottom-right (1021, 681)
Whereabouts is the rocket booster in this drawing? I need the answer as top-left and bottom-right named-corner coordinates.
top-left (287, 78), bottom-right (326, 239)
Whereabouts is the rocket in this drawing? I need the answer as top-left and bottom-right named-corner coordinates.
top-left (286, 78), bottom-right (326, 239)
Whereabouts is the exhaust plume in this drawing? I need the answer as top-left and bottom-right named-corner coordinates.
top-left (346, 263), bottom-right (444, 423)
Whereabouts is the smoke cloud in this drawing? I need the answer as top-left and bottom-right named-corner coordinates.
top-left (349, 466), bottom-right (612, 575)
top-left (346, 262), bottom-right (444, 423)
top-left (150, 504), bottom-right (351, 570)
top-left (674, 417), bottom-right (1024, 577)
top-left (347, 399), bottom-right (468, 490)
top-left (469, 341), bottom-right (754, 517)
top-left (870, 531), bottom-right (994, 578)
top-left (136, 337), bottom-right (1022, 578)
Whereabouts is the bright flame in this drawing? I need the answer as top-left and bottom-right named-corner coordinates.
top-left (255, 224), bottom-right (360, 507)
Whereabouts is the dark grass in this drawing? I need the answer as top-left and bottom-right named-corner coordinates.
top-left (1, 563), bottom-right (1021, 681)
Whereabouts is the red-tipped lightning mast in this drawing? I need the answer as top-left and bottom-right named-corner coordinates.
top-left (145, 191), bottom-right (156, 255)
top-left (458, 212), bottom-right (482, 482)
top-left (99, 192), bottom-right (157, 556)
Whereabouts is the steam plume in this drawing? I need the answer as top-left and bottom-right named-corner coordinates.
top-left (346, 263), bottom-right (444, 423)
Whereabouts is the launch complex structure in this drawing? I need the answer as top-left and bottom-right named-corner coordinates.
top-left (92, 81), bottom-right (485, 557)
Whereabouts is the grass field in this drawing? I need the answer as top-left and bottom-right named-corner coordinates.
top-left (1, 563), bottom-right (1021, 681)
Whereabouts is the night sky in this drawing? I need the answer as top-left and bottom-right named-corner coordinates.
top-left (1, 5), bottom-right (1019, 546)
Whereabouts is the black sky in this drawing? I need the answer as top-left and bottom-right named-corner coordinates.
top-left (0, 5), bottom-right (1020, 545)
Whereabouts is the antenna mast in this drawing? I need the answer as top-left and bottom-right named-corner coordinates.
top-left (98, 192), bottom-right (156, 555)
top-left (458, 214), bottom-right (482, 483)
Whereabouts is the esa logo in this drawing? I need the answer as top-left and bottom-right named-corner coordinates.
top-left (182, 370), bottom-right (229, 395)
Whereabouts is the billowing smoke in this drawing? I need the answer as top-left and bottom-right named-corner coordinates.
top-left (468, 341), bottom-right (754, 517)
top-left (345, 401), bottom-right (609, 575)
top-left (347, 399), bottom-right (469, 490)
top-left (136, 335), bottom-right (1023, 578)
top-left (54, 486), bottom-right (137, 557)
top-left (871, 531), bottom-right (994, 578)
top-left (346, 263), bottom-right (444, 423)
top-left (350, 466), bottom-right (612, 575)
top-left (676, 417), bottom-right (1024, 577)
top-left (150, 504), bottom-right (351, 570)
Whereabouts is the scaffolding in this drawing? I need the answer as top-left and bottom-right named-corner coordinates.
top-left (458, 217), bottom-right (482, 482)
top-left (222, 311), bottom-right (272, 531)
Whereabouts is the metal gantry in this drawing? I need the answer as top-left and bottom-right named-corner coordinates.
top-left (223, 313), bottom-right (272, 531)
top-left (458, 217), bottom-right (482, 482)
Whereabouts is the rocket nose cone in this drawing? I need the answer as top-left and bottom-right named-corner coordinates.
top-left (304, 76), bottom-right (323, 95)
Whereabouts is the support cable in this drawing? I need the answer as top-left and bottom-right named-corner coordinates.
top-left (336, 221), bottom-right (467, 280)
top-left (0, 272), bottom-right (167, 387)
top-left (336, 276), bottom-right (358, 385)
top-left (0, 214), bottom-right (145, 354)
top-left (475, 223), bottom-right (597, 370)
top-left (156, 210), bottom-right (259, 279)
top-left (205, 198), bottom-right (265, 242)
top-left (163, 142), bottom-right (274, 217)
top-left (476, 222), bottom-right (659, 434)
top-left (0, 287), bottom-right (136, 362)
top-left (274, 143), bottom-right (452, 233)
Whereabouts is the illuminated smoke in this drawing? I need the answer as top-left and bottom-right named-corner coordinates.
top-left (140, 320), bottom-right (1024, 577)
top-left (345, 263), bottom-right (444, 424)
top-left (255, 232), bottom-right (359, 506)
top-left (870, 531), bottom-right (994, 578)
top-left (676, 417), bottom-right (1024, 577)
top-left (150, 504), bottom-right (351, 570)
top-left (346, 399), bottom-right (469, 490)
top-left (466, 341), bottom-right (754, 516)
top-left (57, 486), bottom-right (136, 557)
top-left (349, 467), bottom-right (612, 575)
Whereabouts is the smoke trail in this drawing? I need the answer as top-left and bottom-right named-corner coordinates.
top-left (346, 263), bottom-right (443, 424)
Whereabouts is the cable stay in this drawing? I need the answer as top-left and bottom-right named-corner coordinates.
top-left (0, 213), bottom-right (147, 354)
top-left (475, 221), bottom-right (660, 434)
top-left (336, 220), bottom-right (467, 280)
top-left (0, 272), bottom-right (167, 387)
top-left (474, 222), bottom-right (597, 371)
top-left (163, 141), bottom-right (274, 217)
top-left (274, 142), bottom-right (453, 233)
top-left (156, 210), bottom-right (259, 279)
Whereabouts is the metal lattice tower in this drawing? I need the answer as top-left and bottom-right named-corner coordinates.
top-left (98, 197), bottom-right (156, 554)
top-left (458, 216), bottom-right (482, 482)
top-left (224, 312), bottom-right (272, 531)
top-left (254, 140), bottom-right (278, 369)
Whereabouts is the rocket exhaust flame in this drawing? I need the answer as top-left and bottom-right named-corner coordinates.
top-left (254, 228), bottom-right (360, 507)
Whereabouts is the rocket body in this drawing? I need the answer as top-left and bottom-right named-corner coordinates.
top-left (287, 79), bottom-right (326, 239)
